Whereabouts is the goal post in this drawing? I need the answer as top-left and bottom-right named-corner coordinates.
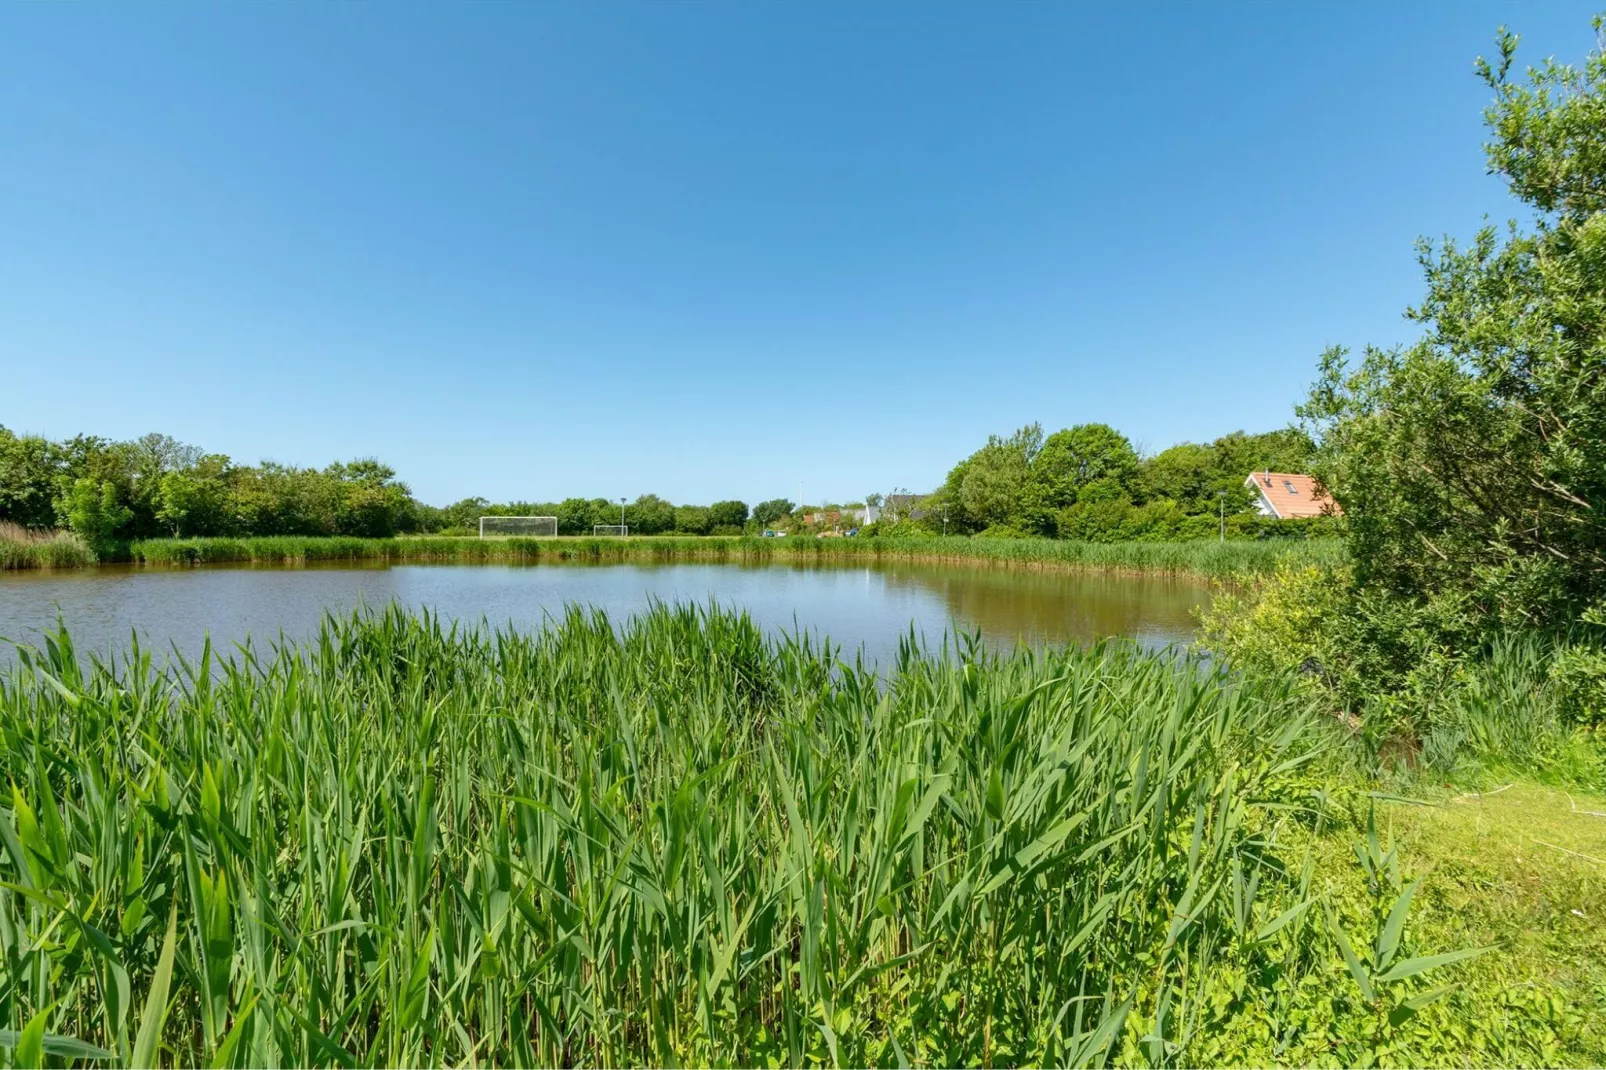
top-left (479, 516), bottom-right (558, 538)
top-left (592, 524), bottom-right (630, 537)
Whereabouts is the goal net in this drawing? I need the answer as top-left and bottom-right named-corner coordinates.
top-left (479, 516), bottom-right (558, 538)
top-left (592, 524), bottom-right (630, 537)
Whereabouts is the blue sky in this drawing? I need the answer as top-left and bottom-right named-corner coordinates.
top-left (1, 3), bottom-right (1596, 507)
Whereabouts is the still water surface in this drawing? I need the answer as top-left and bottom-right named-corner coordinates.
top-left (0, 561), bottom-right (1209, 668)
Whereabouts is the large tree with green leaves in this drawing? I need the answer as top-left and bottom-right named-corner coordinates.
top-left (1300, 18), bottom-right (1606, 632)
top-left (953, 424), bottom-right (1042, 532)
top-left (1033, 423), bottom-right (1140, 509)
top-left (0, 427), bottom-right (61, 529)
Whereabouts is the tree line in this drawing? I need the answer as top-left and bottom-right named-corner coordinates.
top-left (0, 417), bottom-right (1326, 555)
top-left (903, 423), bottom-right (1324, 540)
top-left (0, 428), bottom-right (793, 549)
top-left (415, 496), bottom-right (760, 536)
top-left (0, 430), bottom-right (417, 555)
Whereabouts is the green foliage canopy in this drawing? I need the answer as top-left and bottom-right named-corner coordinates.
top-left (751, 498), bottom-right (795, 527)
top-left (1300, 20), bottom-right (1606, 632)
top-left (929, 421), bottom-right (1313, 539)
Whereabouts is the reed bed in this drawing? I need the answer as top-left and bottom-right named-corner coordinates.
top-left (127, 534), bottom-right (1342, 577)
top-left (0, 604), bottom-right (1330, 1066)
top-left (0, 521), bottom-right (95, 570)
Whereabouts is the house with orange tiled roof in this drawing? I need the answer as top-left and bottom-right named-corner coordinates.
top-left (1245, 471), bottom-right (1341, 519)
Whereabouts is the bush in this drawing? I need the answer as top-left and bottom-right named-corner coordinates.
top-left (1548, 640), bottom-right (1606, 727)
top-left (1202, 562), bottom-right (1606, 771)
top-left (975, 523), bottom-right (1031, 539)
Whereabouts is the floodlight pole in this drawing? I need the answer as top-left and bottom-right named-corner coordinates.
top-left (1218, 490), bottom-right (1226, 542)
top-left (619, 497), bottom-right (627, 534)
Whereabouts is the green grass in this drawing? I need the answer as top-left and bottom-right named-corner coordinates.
top-left (4, 603), bottom-right (1594, 1066)
top-left (124, 533), bottom-right (1343, 577)
top-left (0, 522), bottom-right (95, 570)
top-left (1280, 779), bottom-right (1606, 1067)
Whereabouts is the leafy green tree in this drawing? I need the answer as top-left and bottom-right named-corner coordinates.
top-left (589, 498), bottom-right (624, 531)
top-left (954, 424), bottom-right (1041, 531)
top-left (327, 459), bottom-right (413, 537)
top-left (58, 478), bottom-right (132, 557)
top-left (625, 494), bottom-right (675, 535)
top-left (1301, 18), bottom-right (1606, 632)
top-left (229, 463), bottom-right (321, 535)
top-left (708, 500), bottom-right (749, 529)
top-left (674, 504), bottom-right (713, 535)
top-left (51, 435), bottom-right (137, 531)
top-left (426, 497), bottom-right (491, 533)
top-left (0, 427), bottom-right (62, 529)
top-left (752, 499), bottom-right (795, 527)
top-left (1139, 430), bottom-right (1313, 515)
top-left (1033, 423), bottom-right (1139, 509)
top-left (1140, 442), bottom-right (1217, 511)
top-left (156, 455), bottom-right (235, 537)
top-left (552, 498), bottom-right (594, 535)
top-left (126, 432), bottom-right (203, 535)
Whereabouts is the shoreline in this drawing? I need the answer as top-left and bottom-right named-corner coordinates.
top-left (94, 533), bottom-right (1345, 578)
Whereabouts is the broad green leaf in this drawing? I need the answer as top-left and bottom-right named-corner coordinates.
top-left (0, 1026), bottom-right (115, 1061)
top-left (14, 1009), bottom-right (45, 1069)
top-left (1376, 945), bottom-right (1495, 984)
top-left (1254, 897), bottom-right (1315, 942)
top-left (985, 766), bottom-right (1005, 821)
top-left (1325, 906), bottom-right (1375, 1001)
top-left (1376, 878), bottom-right (1419, 969)
top-left (132, 903), bottom-right (178, 1070)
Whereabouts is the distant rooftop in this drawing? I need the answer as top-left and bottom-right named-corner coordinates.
top-left (1245, 472), bottom-right (1340, 519)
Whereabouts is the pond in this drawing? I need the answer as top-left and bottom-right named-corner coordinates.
top-left (0, 560), bottom-right (1211, 668)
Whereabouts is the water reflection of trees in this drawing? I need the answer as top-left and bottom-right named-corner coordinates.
top-left (872, 564), bottom-right (1208, 647)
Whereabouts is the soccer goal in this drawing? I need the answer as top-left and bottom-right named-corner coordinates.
top-left (479, 516), bottom-right (558, 538)
top-left (592, 524), bottom-right (630, 537)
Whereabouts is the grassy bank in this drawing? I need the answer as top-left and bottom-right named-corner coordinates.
top-left (2, 604), bottom-right (1596, 1065)
top-left (0, 521), bottom-right (94, 570)
top-left (125, 533), bottom-right (1343, 577)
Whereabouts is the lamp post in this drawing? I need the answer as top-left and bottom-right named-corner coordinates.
top-left (619, 497), bottom-right (627, 535)
top-left (1218, 490), bottom-right (1226, 542)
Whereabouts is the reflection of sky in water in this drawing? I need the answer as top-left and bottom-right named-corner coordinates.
top-left (0, 561), bottom-right (1209, 669)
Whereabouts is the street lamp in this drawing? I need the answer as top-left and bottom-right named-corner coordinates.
top-left (619, 497), bottom-right (627, 534)
top-left (1218, 490), bottom-right (1227, 542)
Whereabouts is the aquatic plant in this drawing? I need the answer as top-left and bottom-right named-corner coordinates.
top-left (0, 604), bottom-right (1339, 1065)
top-left (124, 533), bottom-right (1343, 578)
top-left (0, 521), bottom-right (95, 570)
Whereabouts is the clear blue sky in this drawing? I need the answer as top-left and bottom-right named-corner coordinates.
top-left (1, 3), bottom-right (1596, 507)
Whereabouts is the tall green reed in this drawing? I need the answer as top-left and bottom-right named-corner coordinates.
top-left (0, 604), bottom-right (1327, 1065)
top-left (127, 534), bottom-right (1341, 578)
top-left (0, 523), bottom-right (94, 570)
